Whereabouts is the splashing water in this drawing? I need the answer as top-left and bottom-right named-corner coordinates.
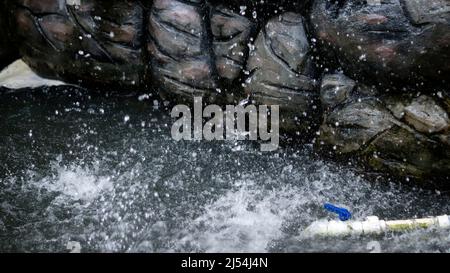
top-left (1, 86), bottom-right (450, 253)
top-left (31, 163), bottom-right (113, 202)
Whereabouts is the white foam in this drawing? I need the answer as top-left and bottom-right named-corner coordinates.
top-left (176, 181), bottom-right (305, 253)
top-left (36, 166), bottom-right (113, 202)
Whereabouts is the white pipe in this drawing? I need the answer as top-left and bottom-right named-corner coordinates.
top-left (302, 215), bottom-right (450, 238)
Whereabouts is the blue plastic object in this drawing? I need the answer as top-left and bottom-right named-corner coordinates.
top-left (324, 203), bottom-right (352, 221)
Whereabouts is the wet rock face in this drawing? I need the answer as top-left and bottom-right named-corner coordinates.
top-left (147, 0), bottom-right (216, 100)
top-left (317, 73), bottom-right (450, 186)
top-left (245, 12), bottom-right (319, 132)
top-left (0, 3), bottom-right (18, 69)
top-left (147, 0), bottom-right (255, 102)
top-left (4, 0), bottom-right (320, 132)
top-left (207, 0), bottom-right (312, 22)
top-left (320, 73), bottom-right (355, 110)
top-left (404, 95), bottom-right (450, 134)
top-left (7, 0), bottom-right (313, 101)
top-left (13, 0), bottom-right (146, 87)
top-left (211, 7), bottom-right (254, 84)
top-left (311, 0), bottom-right (450, 89)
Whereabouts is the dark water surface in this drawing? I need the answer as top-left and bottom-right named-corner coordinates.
top-left (1, 87), bottom-right (449, 252)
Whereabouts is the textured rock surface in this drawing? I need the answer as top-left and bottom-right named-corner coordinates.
top-left (13, 0), bottom-right (147, 88)
top-left (317, 73), bottom-right (450, 186)
top-left (208, 0), bottom-right (312, 21)
top-left (310, 0), bottom-right (450, 89)
top-left (147, 0), bottom-right (255, 102)
top-left (404, 95), bottom-right (450, 134)
top-left (147, 0), bottom-right (216, 100)
top-left (320, 73), bottom-right (355, 110)
top-left (7, 0), bottom-right (311, 100)
top-left (211, 6), bottom-right (254, 84)
top-left (148, 0), bottom-right (252, 101)
top-left (245, 12), bottom-right (319, 132)
top-left (0, 2), bottom-right (18, 69)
